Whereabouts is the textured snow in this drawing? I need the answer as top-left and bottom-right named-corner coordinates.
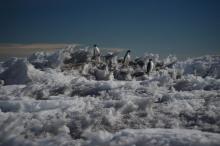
top-left (0, 45), bottom-right (220, 146)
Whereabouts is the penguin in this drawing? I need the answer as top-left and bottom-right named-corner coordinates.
top-left (123, 50), bottom-right (131, 66)
top-left (0, 79), bottom-right (4, 86)
top-left (92, 44), bottom-right (101, 63)
top-left (146, 59), bottom-right (154, 75)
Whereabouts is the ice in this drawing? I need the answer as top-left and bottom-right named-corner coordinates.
top-left (0, 59), bottom-right (45, 85)
top-left (175, 55), bottom-right (220, 78)
top-left (0, 45), bottom-right (219, 146)
top-left (83, 128), bottom-right (220, 146)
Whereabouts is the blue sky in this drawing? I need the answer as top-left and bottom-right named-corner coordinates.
top-left (0, 0), bottom-right (219, 58)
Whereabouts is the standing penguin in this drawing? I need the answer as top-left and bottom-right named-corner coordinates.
top-left (146, 59), bottom-right (154, 75)
top-left (0, 80), bottom-right (4, 86)
top-left (123, 50), bottom-right (131, 66)
top-left (92, 44), bottom-right (101, 63)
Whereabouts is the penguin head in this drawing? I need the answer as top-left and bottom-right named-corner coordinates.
top-left (93, 44), bottom-right (98, 47)
top-left (127, 50), bottom-right (131, 53)
top-left (149, 59), bottom-right (153, 62)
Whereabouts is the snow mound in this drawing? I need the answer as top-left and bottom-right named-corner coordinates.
top-left (28, 45), bottom-right (91, 70)
top-left (174, 75), bottom-right (220, 91)
top-left (0, 59), bottom-right (44, 85)
top-left (84, 129), bottom-right (220, 146)
top-left (175, 55), bottom-right (220, 79)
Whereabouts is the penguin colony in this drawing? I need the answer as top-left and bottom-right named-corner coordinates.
top-left (62, 45), bottom-right (158, 81)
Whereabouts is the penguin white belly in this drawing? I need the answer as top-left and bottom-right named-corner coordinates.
top-left (108, 72), bottom-right (114, 80)
top-left (95, 47), bottom-right (100, 55)
top-left (126, 54), bottom-right (131, 62)
top-left (150, 62), bottom-right (154, 72)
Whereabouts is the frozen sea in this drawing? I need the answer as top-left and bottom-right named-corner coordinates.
top-left (0, 45), bottom-right (220, 146)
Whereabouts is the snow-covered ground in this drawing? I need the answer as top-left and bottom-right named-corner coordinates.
top-left (0, 45), bottom-right (220, 146)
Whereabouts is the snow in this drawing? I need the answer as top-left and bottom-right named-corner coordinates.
top-left (84, 129), bottom-right (220, 146)
top-left (0, 45), bottom-right (220, 146)
top-left (174, 55), bottom-right (220, 78)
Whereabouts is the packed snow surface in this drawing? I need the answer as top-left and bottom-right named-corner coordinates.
top-left (0, 45), bottom-right (220, 146)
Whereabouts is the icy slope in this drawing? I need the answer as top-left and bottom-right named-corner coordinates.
top-left (0, 45), bottom-right (220, 146)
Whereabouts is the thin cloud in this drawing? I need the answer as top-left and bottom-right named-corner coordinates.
top-left (0, 43), bottom-right (71, 57)
top-left (0, 43), bottom-right (126, 58)
top-left (0, 43), bottom-right (70, 50)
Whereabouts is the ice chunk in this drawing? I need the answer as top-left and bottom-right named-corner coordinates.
top-left (0, 59), bottom-right (44, 85)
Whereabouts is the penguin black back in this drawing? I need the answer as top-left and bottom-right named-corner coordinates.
top-left (146, 59), bottom-right (153, 74)
top-left (123, 50), bottom-right (131, 64)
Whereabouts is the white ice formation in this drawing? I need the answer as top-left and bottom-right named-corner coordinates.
top-left (0, 45), bottom-right (220, 146)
